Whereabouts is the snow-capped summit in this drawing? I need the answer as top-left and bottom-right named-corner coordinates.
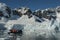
top-left (0, 3), bottom-right (13, 23)
top-left (42, 8), bottom-right (56, 20)
top-left (0, 3), bottom-right (7, 9)
top-left (0, 3), bottom-right (11, 18)
top-left (15, 7), bottom-right (30, 14)
top-left (13, 7), bottom-right (32, 18)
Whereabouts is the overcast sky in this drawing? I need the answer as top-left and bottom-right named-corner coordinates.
top-left (0, 0), bottom-right (60, 10)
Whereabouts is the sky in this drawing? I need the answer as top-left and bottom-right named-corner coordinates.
top-left (0, 0), bottom-right (60, 11)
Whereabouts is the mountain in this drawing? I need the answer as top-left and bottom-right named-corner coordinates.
top-left (0, 3), bottom-right (60, 40)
